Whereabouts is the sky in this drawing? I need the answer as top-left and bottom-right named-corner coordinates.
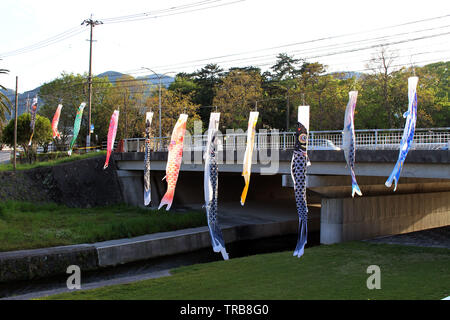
top-left (1, 0), bottom-right (449, 92)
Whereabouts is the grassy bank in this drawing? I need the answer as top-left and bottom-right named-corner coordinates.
top-left (43, 242), bottom-right (449, 300)
top-left (0, 201), bottom-right (206, 252)
top-left (0, 151), bottom-right (106, 171)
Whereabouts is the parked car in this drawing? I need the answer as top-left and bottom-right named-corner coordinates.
top-left (309, 139), bottom-right (341, 151)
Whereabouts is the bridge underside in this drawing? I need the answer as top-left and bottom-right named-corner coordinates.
top-left (113, 150), bottom-right (450, 244)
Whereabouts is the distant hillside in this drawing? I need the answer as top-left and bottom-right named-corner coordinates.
top-left (1, 71), bottom-right (174, 119)
top-left (1, 87), bottom-right (40, 121)
top-left (97, 70), bottom-right (174, 87)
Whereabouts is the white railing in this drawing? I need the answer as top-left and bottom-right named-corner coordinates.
top-left (121, 128), bottom-right (450, 152)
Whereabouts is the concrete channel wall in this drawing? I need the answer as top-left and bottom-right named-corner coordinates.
top-left (0, 218), bottom-right (299, 283)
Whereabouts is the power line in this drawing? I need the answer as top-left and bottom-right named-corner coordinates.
top-left (0, 0), bottom-right (245, 58)
top-left (133, 14), bottom-right (450, 72)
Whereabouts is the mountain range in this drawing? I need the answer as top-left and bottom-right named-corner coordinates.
top-left (1, 71), bottom-right (175, 120)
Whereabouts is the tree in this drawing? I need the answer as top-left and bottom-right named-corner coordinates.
top-left (366, 46), bottom-right (399, 127)
top-left (168, 74), bottom-right (199, 95)
top-left (1, 113), bottom-right (52, 162)
top-left (212, 69), bottom-right (263, 129)
top-left (0, 64), bottom-right (11, 131)
top-left (38, 72), bottom-right (113, 148)
top-left (105, 75), bottom-right (146, 139)
top-left (191, 64), bottom-right (223, 123)
top-left (145, 88), bottom-right (200, 137)
top-left (270, 53), bottom-right (304, 130)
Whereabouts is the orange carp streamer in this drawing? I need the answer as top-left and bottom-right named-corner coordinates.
top-left (52, 104), bottom-right (63, 139)
top-left (158, 114), bottom-right (188, 211)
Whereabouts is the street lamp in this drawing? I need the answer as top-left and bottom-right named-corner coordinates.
top-left (141, 67), bottom-right (176, 148)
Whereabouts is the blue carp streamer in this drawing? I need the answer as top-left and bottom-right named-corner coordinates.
top-left (204, 112), bottom-right (229, 260)
top-left (385, 77), bottom-right (419, 191)
top-left (342, 91), bottom-right (362, 198)
top-left (291, 121), bottom-right (309, 258)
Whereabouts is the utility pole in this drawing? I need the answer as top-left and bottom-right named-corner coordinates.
top-left (13, 76), bottom-right (18, 171)
top-left (81, 16), bottom-right (103, 149)
top-left (286, 93), bottom-right (290, 131)
top-left (141, 67), bottom-right (176, 150)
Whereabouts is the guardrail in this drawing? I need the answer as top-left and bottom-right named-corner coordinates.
top-left (121, 128), bottom-right (450, 152)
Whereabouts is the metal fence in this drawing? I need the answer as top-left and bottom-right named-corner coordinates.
top-left (121, 128), bottom-right (450, 152)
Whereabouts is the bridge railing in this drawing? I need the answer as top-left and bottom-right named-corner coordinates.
top-left (121, 128), bottom-right (450, 152)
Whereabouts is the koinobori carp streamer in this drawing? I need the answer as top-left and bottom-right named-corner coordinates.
top-left (144, 111), bottom-right (154, 206)
top-left (240, 111), bottom-right (259, 206)
top-left (158, 114), bottom-right (188, 211)
top-left (204, 112), bottom-right (229, 260)
top-left (28, 96), bottom-right (38, 146)
top-left (385, 76), bottom-right (419, 191)
top-left (291, 106), bottom-right (310, 258)
top-left (343, 91), bottom-right (362, 198)
top-left (103, 110), bottom-right (120, 169)
top-left (52, 104), bottom-right (63, 139)
top-left (68, 102), bottom-right (86, 156)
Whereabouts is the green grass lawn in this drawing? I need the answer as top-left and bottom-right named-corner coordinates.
top-left (0, 151), bottom-right (106, 171)
top-left (42, 241), bottom-right (450, 300)
top-left (0, 201), bottom-right (206, 252)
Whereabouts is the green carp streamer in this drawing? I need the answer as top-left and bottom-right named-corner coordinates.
top-left (68, 102), bottom-right (86, 156)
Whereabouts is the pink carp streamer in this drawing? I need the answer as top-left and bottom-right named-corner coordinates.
top-left (158, 114), bottom-right (188, 211)
top-left (103, 110), bottom-right (120, 170)
top-left (52, 104), bottom-right (63, 139)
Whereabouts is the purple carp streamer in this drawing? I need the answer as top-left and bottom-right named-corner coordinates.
top-left (291, 119), bottom-right (309, 258)
top-left (342, 91), bottom-right (362, 198)
top-left (144, 112), bottom-right (154, 206)
top-left (28, 96), bottom-right (38, 146)
top-left (385, 76), bottom-right (419, 191)
top-left (68, 102), bottom-right (86, 156)
top-left (103, 110), bottom-right (120, 170)
top-left (204, 112), bottom-right (229, 260)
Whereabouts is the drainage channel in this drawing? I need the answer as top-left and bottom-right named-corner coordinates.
top-left (0, 231), bottom-right (320, 300)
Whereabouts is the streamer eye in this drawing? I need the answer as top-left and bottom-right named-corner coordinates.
top-left (299, 133), bottom-right (307, 144)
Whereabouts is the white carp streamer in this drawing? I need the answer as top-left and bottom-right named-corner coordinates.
top-left (343, 91), bottom-right (362, 198)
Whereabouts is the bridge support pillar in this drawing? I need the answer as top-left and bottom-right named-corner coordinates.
top-left (320, 191), bottom-right (450, 244)
top-left (116, 170), bottom-right (144, 207)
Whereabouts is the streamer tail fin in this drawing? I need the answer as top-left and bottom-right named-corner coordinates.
top-left (240, 177), bottom-right (250, 206)
top-left (144, 189), bottom-right (151, 206)
top-left (293, 219), bottom-right (307, 258)
top-left (385, 161), bottom-right (402, 192)
top-left (158, 188), bottom-right (174, 211)
top-left (352, 182), bottom-right (362, 198)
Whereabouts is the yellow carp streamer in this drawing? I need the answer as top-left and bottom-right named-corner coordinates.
top-left (240, 111), bottom-right (259, 206)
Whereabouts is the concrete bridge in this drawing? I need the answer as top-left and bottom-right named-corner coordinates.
top-left (112, 128), bottom-right (450, 246)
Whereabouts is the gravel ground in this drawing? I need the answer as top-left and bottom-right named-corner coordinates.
top-left (367, 226), bottom-right (450, 249)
